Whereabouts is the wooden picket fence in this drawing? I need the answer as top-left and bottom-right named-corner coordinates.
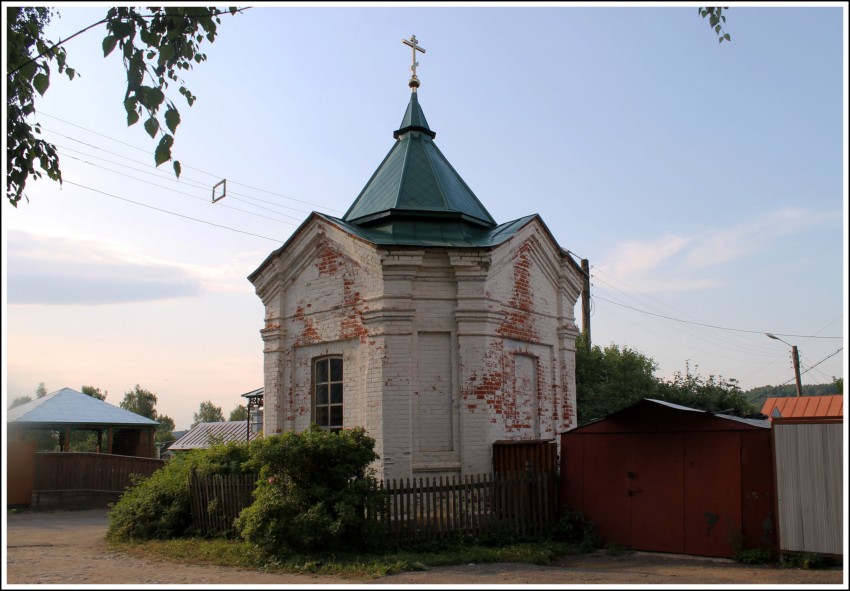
top-left (374, 472), bottom-right (558, 542)
top-left (188, 470), bottom-right (557, 540)
top-left (188, 471), bottom-right (257, 536)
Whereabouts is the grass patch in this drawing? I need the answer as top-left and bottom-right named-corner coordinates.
top-left (108, 537), bottom-right (584, 579)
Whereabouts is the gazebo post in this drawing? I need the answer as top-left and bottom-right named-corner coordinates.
top-left (107, 427), bottom-right (114, 454)
top-left (97, 429), bottom-right (103, 453)
top-left (63, 426), bottom-right (71, 451)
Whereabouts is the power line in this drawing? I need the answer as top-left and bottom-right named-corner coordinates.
top-left (45, 130), bottom-right (321, 218)
top-left (38, 111), bottom-right (344, 213)
top-left (756, 348), bottom-right (844, 398)
top-left (58, 152), bottom-right (303, 227)
top-left (799, 348), bottom-right (844, 379)
top-left (62, 180), bottom-right (281, 243)
top-left (590, 278), bottom-right (777, 358)
top-left (592, 295), bottom-right (842, 340)
top-left (591, 266), bottom-right (780, 355)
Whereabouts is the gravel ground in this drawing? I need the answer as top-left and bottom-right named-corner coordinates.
top-left (4, 508), bottom-right (846, 586)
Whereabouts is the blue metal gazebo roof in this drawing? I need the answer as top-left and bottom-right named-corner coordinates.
top-left (7, 387), bottom-right (159, 427)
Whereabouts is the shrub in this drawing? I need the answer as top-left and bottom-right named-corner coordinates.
top-left (735, 546), bottom-right (775, 564)
top-left (107, 441), bottom-right (251, 541)
top-left (235, 424), bottom-right (382, 555)
top-left (548, 509), bottom-right (602, 552)
top-left (783, 552), bottom-right (829, 570)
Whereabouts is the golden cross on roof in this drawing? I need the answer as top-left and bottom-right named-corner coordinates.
top-left (402, 35), bottom-right (425, 90)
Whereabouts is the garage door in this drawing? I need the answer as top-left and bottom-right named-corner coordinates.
top-left (684, 431), bottom-right (742, 557)
top-left (582, 433), bottom-right (684, 553)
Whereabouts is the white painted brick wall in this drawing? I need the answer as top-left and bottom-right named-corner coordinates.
top-left (251, 216), bottom-right (581, 481)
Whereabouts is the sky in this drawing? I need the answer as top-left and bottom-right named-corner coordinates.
top-left (3, 3), bottom-right (847, 431)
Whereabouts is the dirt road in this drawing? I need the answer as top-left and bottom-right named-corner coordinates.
top-left (4, 508), bottom-right (845, 586)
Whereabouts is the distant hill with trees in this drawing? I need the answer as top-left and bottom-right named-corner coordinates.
top-left (743, 379), bottom-right (844, 410)
top-left (575, 333), bottom-right (844, 426)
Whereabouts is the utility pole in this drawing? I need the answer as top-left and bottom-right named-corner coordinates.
top-left (581, 258), bottom-right (591, 351)
top-left (766, 333), bottom-right (803, 397)
top-left (790, 345), bottom-right (803, 397)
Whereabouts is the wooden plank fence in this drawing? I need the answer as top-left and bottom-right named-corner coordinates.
top-left (30, 452), bottom-right (165, 508)
top-left (188, 471), bottom-right (558, 540)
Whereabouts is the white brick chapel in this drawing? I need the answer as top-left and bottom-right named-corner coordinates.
top-left (249, 37), bottom-right (584, 480)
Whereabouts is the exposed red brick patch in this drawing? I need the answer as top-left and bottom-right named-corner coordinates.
top-left (498, 242), bottom-right (539, 342)
top-left (315, 241), bottom-right (342, 276)
top-left (340, 275), bottom-right (369, 343)
top-left (293, 305), bottom-right (320, 345)
top-left (309, 238), bottom-right (369, 343)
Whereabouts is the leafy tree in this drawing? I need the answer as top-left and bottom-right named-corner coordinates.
top-left (6, 7), bottom-right (67, 207)
top-left (6, 5), bottom-right (244, 206)
top-left (575, 332), bottom-right (661, 425)
top-left (228, 404), bottom-right (248, 421)
top-left (9, 395), bottom-right (33, 409)
top-left (69, 430), bottom-right (99, 453)
top-left (654, 361), bottom-right (756, 417)
top-left (155, 414), bottom-right (176, 443)
top-left (193, 400), bottom-right (224, 426)
top-left (576, 333), bottom-right (758, 425)
top-left (81, 385), bottom-right (107, 400)
top-left (699, 6), bottom-right (731, 43)
top-left (35, 382), bottom-right (48, 398)
top-left (120, 384), bottom-right (158, 419)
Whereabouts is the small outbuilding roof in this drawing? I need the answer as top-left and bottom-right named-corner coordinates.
top-left (761, 395), bottom-right (843, 420)
top-left (568, 398), bottom-right (771, 434)
top-left (168, 421), bottom-right (258, 451)
top-left (7, 387), bottom-right (159, 427)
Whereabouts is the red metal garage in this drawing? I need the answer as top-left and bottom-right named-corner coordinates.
top-left (560, 399), bottom-right (775, 558)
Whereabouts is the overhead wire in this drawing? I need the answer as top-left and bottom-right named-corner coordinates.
top-left (37, 110), bottom-right (344, 214)
top-left (591, 296), bottom-right (765, 370)
top-left (590, 277), bottom-right (778, 358)
top-left (586, 263), bottom-right (798, 385)
top-left (61, 180), bottom-right (281, 243)
top-left (586, 264), bottom-right (842, 387)
top-left (590, 294), bottom-right (841, 340)
top-left (42, 128), bottom-right (322, 218)
top-left (56, 151), bottom-right (304, 226)
top-left (756, 348), bottom-right (844, 397)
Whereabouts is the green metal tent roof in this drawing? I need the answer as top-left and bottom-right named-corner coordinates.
top-left (320, 212), bottom-right (536, 248)
top-left (248, 88), bottom-right (581, 283)
top-left (342, 91), bottom-right (497, 230)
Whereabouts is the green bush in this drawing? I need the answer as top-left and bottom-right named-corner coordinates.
top-left (783, 552), bottom-right (829, 570)
top-left (735, 546), bottom-right (775, 564)
top-left (107, 441), bottom-right (251, 541)
top-left (548, 509), bottom-right (602, 552)
top-left (235, 424), bottom-right (382, 555)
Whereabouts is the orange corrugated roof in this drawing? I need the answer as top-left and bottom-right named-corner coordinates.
top-left (761, 395), bottom-right (843, 420)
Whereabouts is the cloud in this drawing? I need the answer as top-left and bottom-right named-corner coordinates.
top-left (6, 231), bottom-right (203, 305)
top-left (684, 208), bottom-right (840, 268)
top-left (596, 207), bottom-right (841, 294)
